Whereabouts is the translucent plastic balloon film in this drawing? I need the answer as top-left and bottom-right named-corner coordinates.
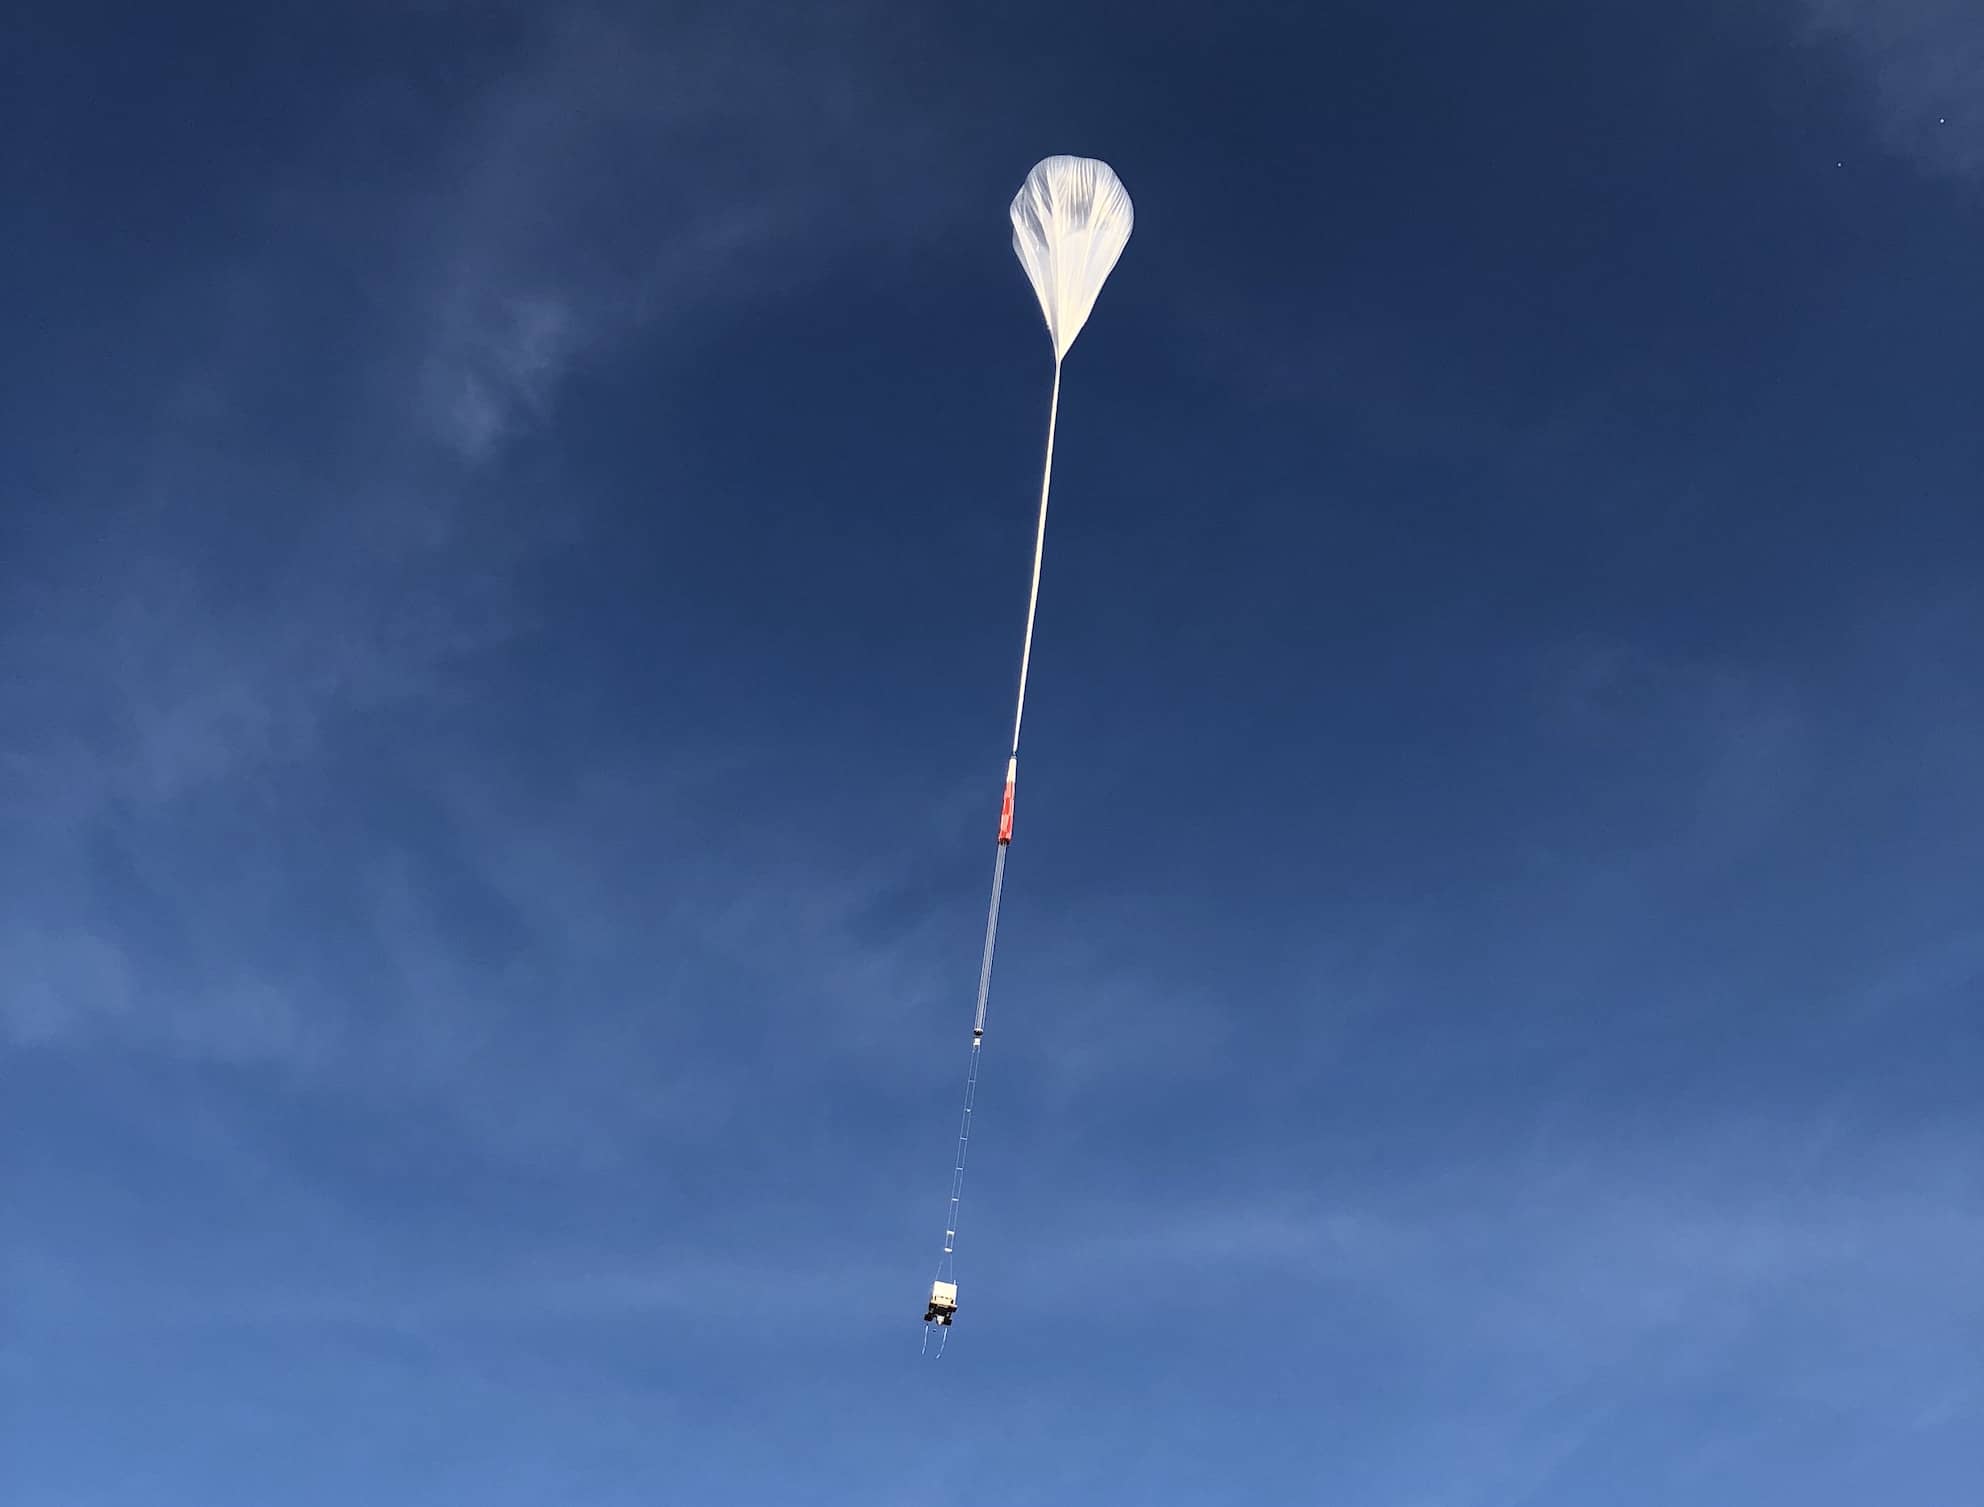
top-left (1010, 156), bottom-right (1134, 361)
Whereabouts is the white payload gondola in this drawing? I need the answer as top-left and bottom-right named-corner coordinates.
top-left (924, 1280), bottom-right (958, 1326)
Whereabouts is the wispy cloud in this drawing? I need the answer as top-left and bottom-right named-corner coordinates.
top-left (997, 1126), bottom-right (1983, 1502)
top-left (1804, 0), bottom-right (1984, 181)
top-left (399, 4), bottom-right (971, 462)
top-left (0, 2), bottom-right (998, 1071)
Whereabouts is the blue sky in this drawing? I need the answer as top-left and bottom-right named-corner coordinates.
top-left (4, 1), bottom-right (1981, 1502)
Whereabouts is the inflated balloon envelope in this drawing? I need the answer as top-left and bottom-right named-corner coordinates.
top-left (922, 155), bottom-right (1133, 1354)
top-left (1009, 155), bottom-right (1136, 363)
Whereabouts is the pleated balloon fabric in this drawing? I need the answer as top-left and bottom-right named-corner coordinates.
top-left (1009, 156), bottom-right (1134, 362)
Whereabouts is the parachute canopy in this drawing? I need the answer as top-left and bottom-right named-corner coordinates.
top-left (1010, 156), bottom-right (1134, 362)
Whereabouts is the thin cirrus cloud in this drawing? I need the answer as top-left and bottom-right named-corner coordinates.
top-left (1803, 0), bottom-right (1984, 180)
top-left (401, 5), bottom-right (976, 463)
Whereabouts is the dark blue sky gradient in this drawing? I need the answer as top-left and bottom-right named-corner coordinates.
top-left (4, 1), bottom-right (1981, 1503)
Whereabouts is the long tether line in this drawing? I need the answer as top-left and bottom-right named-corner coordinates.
top-left (929, 360), bottom-right (1065, 1333)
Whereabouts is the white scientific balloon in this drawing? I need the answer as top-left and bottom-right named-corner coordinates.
top-left (1010, 155), bottom-right (1134, 362)
top-left (924, 155), bottom-right (1141, 1349)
